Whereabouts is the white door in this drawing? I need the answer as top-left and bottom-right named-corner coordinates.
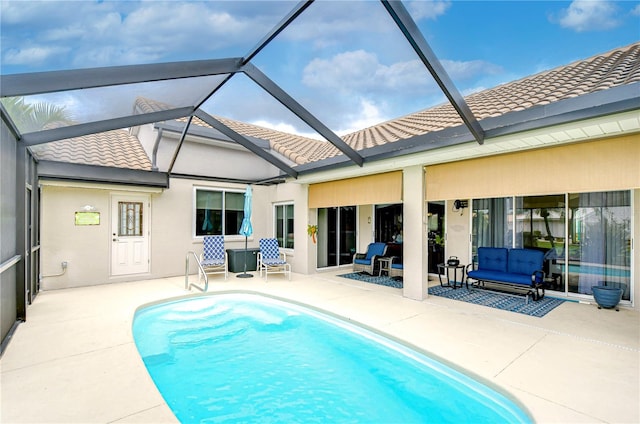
top-left (111, 194), bottom-right (150, 276)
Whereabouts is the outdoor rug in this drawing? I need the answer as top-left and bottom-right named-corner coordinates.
top-left (338, 272), bottom-right (403, 289)
top-left (428, 285), bottom-right (565, 318)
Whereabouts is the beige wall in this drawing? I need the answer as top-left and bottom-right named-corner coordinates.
top-left (358, 205), bottom-right (374, 253)
top-left (40, 185), bottom-right (111, 289)
top-left (445, 199), bottom-right (471, 268)
top-left (39, 178), bottom-right (292, 289)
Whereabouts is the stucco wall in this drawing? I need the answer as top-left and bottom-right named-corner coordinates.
top-left (40, 184), bottom-right (113, 289)
top-left (39, 177), bottom-right (313, 289)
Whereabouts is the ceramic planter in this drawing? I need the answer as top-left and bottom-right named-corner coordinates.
top-left (591, 285), bottom-right (623, 311)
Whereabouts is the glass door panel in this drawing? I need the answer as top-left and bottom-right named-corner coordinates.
top-left (339, 206), bottom-right (356, 266)
top-left (514, 195), bottom-right (565, 290)
top-left (567, 191), bottom-right (631, 300)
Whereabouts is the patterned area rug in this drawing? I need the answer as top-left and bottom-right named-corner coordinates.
top-left (428, 285), bottom-right (565, 318)
top-left (338, 272), bottom-right (403, 289)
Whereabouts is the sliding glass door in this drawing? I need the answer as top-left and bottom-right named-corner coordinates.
top-left (317, 206), bottom-right (356, 268)
top-left (471, 190), bottom-right (632, 301)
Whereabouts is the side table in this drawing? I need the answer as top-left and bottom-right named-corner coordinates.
top-left (437, 263), bottom-right (466, 289)
top-left (378, 257), bottom-right (392, 276)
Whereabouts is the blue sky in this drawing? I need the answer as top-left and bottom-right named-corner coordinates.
top-left (1, 0), bottom-right (639, 136)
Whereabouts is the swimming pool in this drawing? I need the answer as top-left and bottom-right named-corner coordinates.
top-left (133, 293), bottom-right (532, 423)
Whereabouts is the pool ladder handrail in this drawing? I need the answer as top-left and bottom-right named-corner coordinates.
top-left (185, 251), bottom-right (208, 292)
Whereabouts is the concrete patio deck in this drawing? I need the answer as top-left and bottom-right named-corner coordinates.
top-left (1, 270), bottom-right (638, 423)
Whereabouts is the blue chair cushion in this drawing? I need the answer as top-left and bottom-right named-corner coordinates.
top-left (354, 258), bottom-right (372, 265)
top-left (391, 263), bottom-right (403, 270)
top-left (365, 243), bottom-right (386, 261)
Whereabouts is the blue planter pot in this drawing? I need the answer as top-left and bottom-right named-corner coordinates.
top-left (591, 286), bottom-right (623, 311)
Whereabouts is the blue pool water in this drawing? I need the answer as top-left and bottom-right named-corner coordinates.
top-left (133, 293), bottom-right (532, 423)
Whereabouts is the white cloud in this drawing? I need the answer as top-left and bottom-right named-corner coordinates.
top-left (3, 46), bottom-right (69, 66)
top-left (407, 0), bottom-right (452, 20)
top-left (303, 50), bottom-right (502, 94)
top-left (631, 4), bottom-right (640, 16)
top-left (557, 1), bottom-right (621, 32)
top-left (336, 98), bottom-right (387, 135)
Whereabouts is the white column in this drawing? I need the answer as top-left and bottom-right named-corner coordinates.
top-left (402, 165), bottom-right (429, 300)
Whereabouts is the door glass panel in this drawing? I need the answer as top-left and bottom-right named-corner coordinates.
top-left (375, 204), bottom-right (403, 243)
top-left (568, 191), bottom-right (631, 300)
top-left (515, 195), bottom-right (565, 287)
top-left (339, 206), bottom-right (356, 266)
top-left (428, 202), bottom-right (445, 274)
top-left (472, 197), bottom-right (513, 261)
top-left (118, 202), bottom-right (143, 236)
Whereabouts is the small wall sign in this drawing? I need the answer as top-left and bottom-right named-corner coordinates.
top-left (75, 211), bottom-right (100, 226)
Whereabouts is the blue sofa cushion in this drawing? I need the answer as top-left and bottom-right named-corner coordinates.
top-left (476, 247), bottom-right (508, 273)
top-left (467, 269), bottom-right (531, 286)
top-left (508, 249), bottom-right (544, 276)
top-left (365, 242), bottom-right (386, 261)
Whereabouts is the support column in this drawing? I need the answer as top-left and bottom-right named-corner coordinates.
top-left (15, 140), bottom-right (27, 320)
top-left (402, 165), bottom-right (428, 300)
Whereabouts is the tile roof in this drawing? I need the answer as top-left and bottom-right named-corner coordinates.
top-left (35, 42), bottom-right (640, 171)
top-left (174, 41), bottom-right (639, 165)
top-left (30, 129), bottom-right (152, 171)
top-left (134, 98), bottom-right (328, 166)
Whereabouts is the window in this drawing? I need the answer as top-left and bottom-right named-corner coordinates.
top-left (194, 188), bottom-right (244, 237)
top-left (274, 203), bottom-right (294, 249)
top-left (118, 201), bottom-right (143, 236)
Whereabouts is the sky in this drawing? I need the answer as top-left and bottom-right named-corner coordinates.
top-left (1, 0), bottom-right (639, 137)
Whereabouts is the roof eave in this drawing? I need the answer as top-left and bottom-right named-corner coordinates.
top-left (37, 160), bottom-right (169, 188)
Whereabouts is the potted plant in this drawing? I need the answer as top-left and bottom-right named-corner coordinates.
top-left (307, 224), bottom-right (318, 244)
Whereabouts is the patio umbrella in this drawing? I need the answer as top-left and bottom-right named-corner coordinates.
top-left (237, 185), bottom-right (253, 278)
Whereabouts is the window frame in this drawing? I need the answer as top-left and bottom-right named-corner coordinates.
top-left (273, 202), bottom-right (295, 251)
top-left (193, 186), bottom-right (245, 239)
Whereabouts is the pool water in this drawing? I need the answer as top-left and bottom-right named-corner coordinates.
top-left (133, 293), bottom-right (531, 423)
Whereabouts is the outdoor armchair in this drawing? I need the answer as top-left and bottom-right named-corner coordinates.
top-left (257, 238), bottom-right (291, 281)
top-left (352, 242), bottom-right (387, 275)
top-left (200, 235), bottom-right (228, 280)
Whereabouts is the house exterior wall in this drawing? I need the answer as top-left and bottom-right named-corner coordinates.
top-left (38, 134), bottom-right (637, 309)
top-left (40, 184), bottom-right (115, 289)
top-left (137, 124), bottom-right (285, 181)
top-left (38, 177), bottom-right (311, 289)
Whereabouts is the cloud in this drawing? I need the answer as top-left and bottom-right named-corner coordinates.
top-left (336, 99), bottom-right (388, 135)
top-left (0, 1), bottom-right (286, 70)
top-left (302, 50), bottom-right (502, 94)
top-left (631, 4), bottom-right (640, 16)
top-left (556, 1), bottom-right (621, 32)
top-left (407, 0), bottom-right (452, 20)
top-left (3, 46), bottom-right (70, 66)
